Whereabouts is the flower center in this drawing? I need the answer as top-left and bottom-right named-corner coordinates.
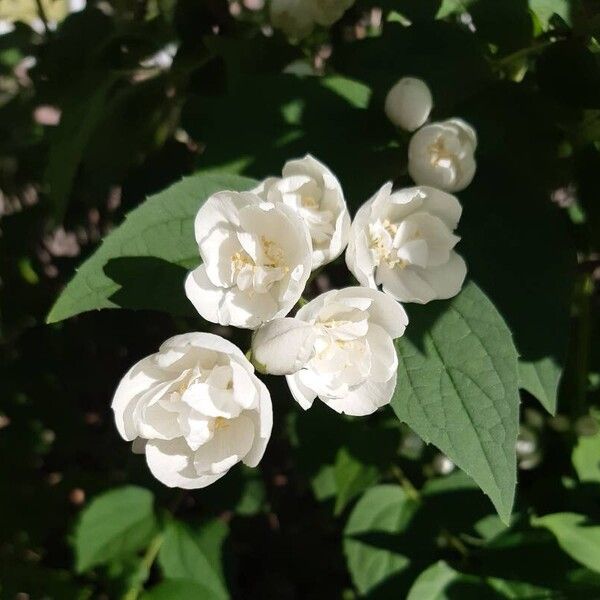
top-left (214, 416), bottom-right (229, 430)
top-left (369, 219), bottom-right (410, 269)
top-left (428, 136), bottom-right (455, 169)
top-left (231, 236), bottom-right (289, 293)
top-left (301, 195), bottom-right (319, 209)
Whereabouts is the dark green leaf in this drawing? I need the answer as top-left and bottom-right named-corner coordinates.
top-left (142, 579), bottom-right (217, 599)
top-left (47, 173), bottom-right (256, 323)
top-left (392, 281), bottom-right (520, 523)
top-left (333, 447), bottom-right (380, 515)
top-left (344, 485), bottom-right (419, 595)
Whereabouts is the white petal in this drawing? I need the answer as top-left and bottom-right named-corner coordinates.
top-left (377, 263), bottom-right (437, 304)
top-left (286, 371), bottom-right (318, 410)
top-left (321, 375), bottom-right (397, 417)
top-left (418, 251), bottom-right (467, 300)
top-left (231, 356), bottom-right (260, 410)
top-left (252, 317), bottom-right (316, 375)
top-left (194, 414), bottom-right (255, 475)
top-left (199, 227), bottom-right (240, 287)
top-left (112, 355), bottom-right (165, 441)
top-left (185, 265), bottom-right (228, 325)
top-left (366, 323), bottom-right (398, 382)
top-left (418, 186), bottom-right (462, 229)
top-left (145, 437), bottom-right (224, 489)
top-left (243, 379), bottom-right (273, 467)
top-left (329, 286), bottom-right (408, 339)
top-left (158, 332), bottom-right (247, 367)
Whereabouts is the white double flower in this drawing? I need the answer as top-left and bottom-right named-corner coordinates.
top-left (252, 287), bottom-right (407, 416)
top-left (253, 155), bottom-right (350, 269)
top-left (112, 333), bottom-right (272, 489)
top-left (346, 183), bottom-right (466, 304)
top-left (185, 190), bottom-right (312, 329)
top-left (408, 118), bottom-right (477, 193)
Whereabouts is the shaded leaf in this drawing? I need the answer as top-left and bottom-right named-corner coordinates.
top-left (572, 432), bottom-right (600, 483)
top-left (532, 512), bottom-right (600, 573)
top-left (47, 173), bottom-right (256, 323)
top-left (344, 485), bottom-right (419, 595)
top-left (334, 447), bottom-right (380, 515)
top-left (157, 519), bottom-right (229, 599)
top-left (142, 579), bottom-right (217, 599)
top-left (74, 486), bottom-right (157, 573)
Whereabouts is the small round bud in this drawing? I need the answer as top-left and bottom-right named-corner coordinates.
top-left (384, 77), bottom-right (433, 132)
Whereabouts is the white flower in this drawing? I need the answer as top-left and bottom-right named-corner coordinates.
top-left (384, 77), bottom-right (433, 132)
top-left (112, 333), bottom-right (272, 489)
top-left (346, 183), bottom-right (467, 304)
top-left (252, 317), bottom-right (316, 375)
top-left (284, 287), bottom-right (408, 416)
top-left (270, 0), bottom-right (315, 40)
top-left (408, 118), bottom-right (477, 192)
top-left (310, 0), bottom-right (355, 26)
top-left (253, 155), bottom-right (350, 269)
top-left (185, 190), bottom-right (312, 329)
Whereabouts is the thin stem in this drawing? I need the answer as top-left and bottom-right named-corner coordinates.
top-left (391, 464), bottom-right (420, 501)
top-left (493, 39), bottom-right (556, 69)
top-left (122, 533), bottom-right (164, 600)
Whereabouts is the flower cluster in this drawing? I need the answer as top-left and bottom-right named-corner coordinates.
top-left (270, 0), bottom-right (355, 40)
top-left (112, 82), bottom-right (477, 488)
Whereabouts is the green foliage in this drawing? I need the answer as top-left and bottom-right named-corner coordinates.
top-left (157, 519), bottom-right (230, 599)
top-left (572, 432), bottom-right (600, 482)
top-left (47, 173), bottom-right (256, 323)
top-left (533, 513), bottom-right (600, 573)
top-left (344, 485), bottom-right (418, 595)
top-left (2, 0), bottom-right (599, 598)
top-left (393, 282), bottom-right (520, 523)
top-left (74, 486), bottom-right (158, 573)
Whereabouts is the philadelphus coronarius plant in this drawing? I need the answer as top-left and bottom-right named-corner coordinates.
top-left (253, 155), bottom-right (351, 269)
top-left (408, 118), bottom-right (477, 193)
top-left (113, 136), bottom-right (474, 488)
top-left (270, 0), bottom-right (355, 40)
top-left (346, 184), bottom-right (467, 304)
top-left (385, 77), bottom-right (433, 132)
top-left (185, 190), bottom-right (312, 329)
top-left (112, 333), bottom-right (272, 489)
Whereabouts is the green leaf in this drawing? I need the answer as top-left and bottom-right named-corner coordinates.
top-left (407, 561), bottom-right (459, 600)
top-left (572, 432), bottom-right (600, 483)
top-left (74, 486), bottom-right (157, 573)
top-left (392, 281), bottom-right (520, 524)
top-left (333, 447), bottom-right (380, 515)
top-left (407, 560), bottom-right (553, 600)
top-left (142, 579), bottom-right (217, 599)
top-left (519, 358), bottom-right (561, 415)
top-left (47, 173), bottom-right (256, 323)
top-left (533, 513), bottom-right (600, 573)
top-left (529, 0), bottom-right (571, 27)
top-left (343, 485), bottom-right (419, 595)
top-left (157, 519), bottom-right (229, 599)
